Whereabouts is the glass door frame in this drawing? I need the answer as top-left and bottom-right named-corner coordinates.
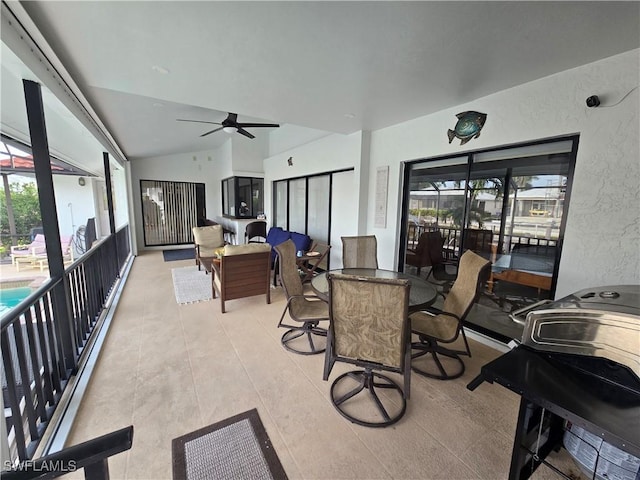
top-left (399, 134), bottom-right (579, 299)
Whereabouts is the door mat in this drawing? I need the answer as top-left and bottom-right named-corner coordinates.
top-left (163, 248), bottom-right (195, 262)
top-left (172, 408), bottom-right (288, 480)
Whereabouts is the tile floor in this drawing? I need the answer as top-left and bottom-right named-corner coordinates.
top-left (63, 251), bottom-right (583, 479)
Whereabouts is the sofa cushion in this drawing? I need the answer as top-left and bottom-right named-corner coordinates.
top-left (289, 231), bottom-right (311, 253)
top-left (192, 225), bottom-right (225, 254)
top-left (266, 227), bottom-right (289, 246)
top-left (223, 243), bottom-right (271, 256)
top-left (266, 227), bottom-right (291, 263)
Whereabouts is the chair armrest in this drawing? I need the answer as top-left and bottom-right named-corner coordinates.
top-left (415, 306), bottom-right (461, 323)
top-left (283, 294), bottom-right (325, 308)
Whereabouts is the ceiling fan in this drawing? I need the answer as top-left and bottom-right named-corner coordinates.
top-left (176, 112), bottom-right (279, 139)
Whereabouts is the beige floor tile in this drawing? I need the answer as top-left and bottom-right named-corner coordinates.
top-left (64, 251), bottom-right (538, 480)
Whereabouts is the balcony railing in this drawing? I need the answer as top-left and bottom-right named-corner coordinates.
top-left (408, 224), bottom-right (558, 261)
top-left (1, 225), bottom-right (131, 466)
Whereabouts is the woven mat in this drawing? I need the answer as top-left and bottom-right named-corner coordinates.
top-left (163, 248), bottom-right (196, 262)
top-left (171, 266), bottom-right (212, 304)
top-left (172, 408), bottom-right (287, 480)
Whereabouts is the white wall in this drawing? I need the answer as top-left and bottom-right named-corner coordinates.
top-left (365, 49), bottom-right (639, 297)
top-left (52, 174), bottom-right (97, 257)
top-left (231, 134), bottom-right (267, 173)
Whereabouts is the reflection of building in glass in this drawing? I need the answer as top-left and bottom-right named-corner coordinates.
top-left (410, 187), bottom-right (565, 219)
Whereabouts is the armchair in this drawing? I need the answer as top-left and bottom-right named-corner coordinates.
top-left (192, 225), bottom-right (225, 271)
top-left (211, 243), bottom-right (272, 313)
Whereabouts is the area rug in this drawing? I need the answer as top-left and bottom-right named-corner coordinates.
top-left (163, 248), bottom-right (195, 262)
top-left (171, 266), bottom-right (212, 304)
top-left (172, 408), bottom-right (288, 480)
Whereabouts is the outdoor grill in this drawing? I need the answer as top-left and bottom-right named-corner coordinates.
top-left (469, 285), bottom-right (640, 479)
top-left (512, 284), bottom-right (640, 404)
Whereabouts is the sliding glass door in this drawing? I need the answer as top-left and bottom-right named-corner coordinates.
top-left (401, 136), bottom-right (577, 341)
top-left (140, 180), bottom-right (205, 246)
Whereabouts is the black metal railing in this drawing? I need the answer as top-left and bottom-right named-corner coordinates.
top-left (409, 224), bottom-right (557, 260)
top-left (1, 425), bottom-right (133, 480)
top-left (1, 225), bottom-right (131, 466)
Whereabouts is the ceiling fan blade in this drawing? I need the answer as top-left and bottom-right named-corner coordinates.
top-left (200, 127), bottom-right (224, 137)
top-left (236, 127), bottom-right (255, 139)
top-left (235, 123), bottom-right (280, 128)
top-left (177, 119), bottom-right (223, 125)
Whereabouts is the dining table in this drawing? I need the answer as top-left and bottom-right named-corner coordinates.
top-left (311, 268), bottom-right (438, 312)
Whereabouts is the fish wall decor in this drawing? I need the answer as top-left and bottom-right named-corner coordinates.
top-left (447, 111), bottom-right (487, 145)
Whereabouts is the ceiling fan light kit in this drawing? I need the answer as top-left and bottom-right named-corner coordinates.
top-left (177, 112), bottom-right (279, 139)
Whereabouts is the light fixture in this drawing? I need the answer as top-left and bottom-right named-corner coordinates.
top-left (223, 126), bottom-right (237, 134)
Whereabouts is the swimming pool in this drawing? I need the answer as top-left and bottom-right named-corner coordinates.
top-left (0, 287), bottom-right (32, 315)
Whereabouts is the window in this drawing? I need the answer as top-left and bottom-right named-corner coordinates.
top-left (273, 168), bottom-right (354, 271)
top-left (221, 176), bottom-right (263, 218)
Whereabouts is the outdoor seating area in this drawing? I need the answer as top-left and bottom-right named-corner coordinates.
top-left (10, 234), bottom-right (74, 272)
top-left (58, 249), bottom-right (592, 479)
top-left (2, 2), bottom-right (638, 477)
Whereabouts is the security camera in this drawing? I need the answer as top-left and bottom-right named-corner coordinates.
top-left (586, 95), bottom-right (600, 108)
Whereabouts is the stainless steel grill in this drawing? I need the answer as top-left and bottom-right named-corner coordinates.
top-left (468, 285), bottom-right (640, 479)
top-left (512, 284), bottom-right (640, 401)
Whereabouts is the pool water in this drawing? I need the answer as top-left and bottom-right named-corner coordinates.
top-left (0, 287), bottom-right (32, 315)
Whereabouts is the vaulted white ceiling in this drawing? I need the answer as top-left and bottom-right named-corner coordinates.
top-left (3, 1), bottom-right (640, 164)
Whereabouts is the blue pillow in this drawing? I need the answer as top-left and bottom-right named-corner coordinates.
top-left (266, 227), bottom-right (285, 245)
top-left (266, 227), bottom-right (291, 263)
top-left (289, 231), bottom-right (311, 253)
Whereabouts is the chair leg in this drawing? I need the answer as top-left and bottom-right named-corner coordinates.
top-left (323, 331), bottom-right (335, 381)
top-left (329, 369), bottom-right (407, 428)
top-left (411, 338), bottom-right (466, 380)
top-left (280, 322), bottom-right (327, 355)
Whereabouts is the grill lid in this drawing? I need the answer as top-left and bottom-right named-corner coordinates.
top-left (520, 285), bottom-right (640, 379)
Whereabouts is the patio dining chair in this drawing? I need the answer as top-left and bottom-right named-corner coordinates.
top-left (323, 273), bottom-right (411, 427)
top-left (410, 249), bottom-right (491, 380)
top-left (405, 231), bottom-right (440, 277)
top-left (245, 221), bottom-right (267, 243)
top-left (341, 235), bottom-right (378, 269)
top-left (274, 239), bottom-right (329, 355)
